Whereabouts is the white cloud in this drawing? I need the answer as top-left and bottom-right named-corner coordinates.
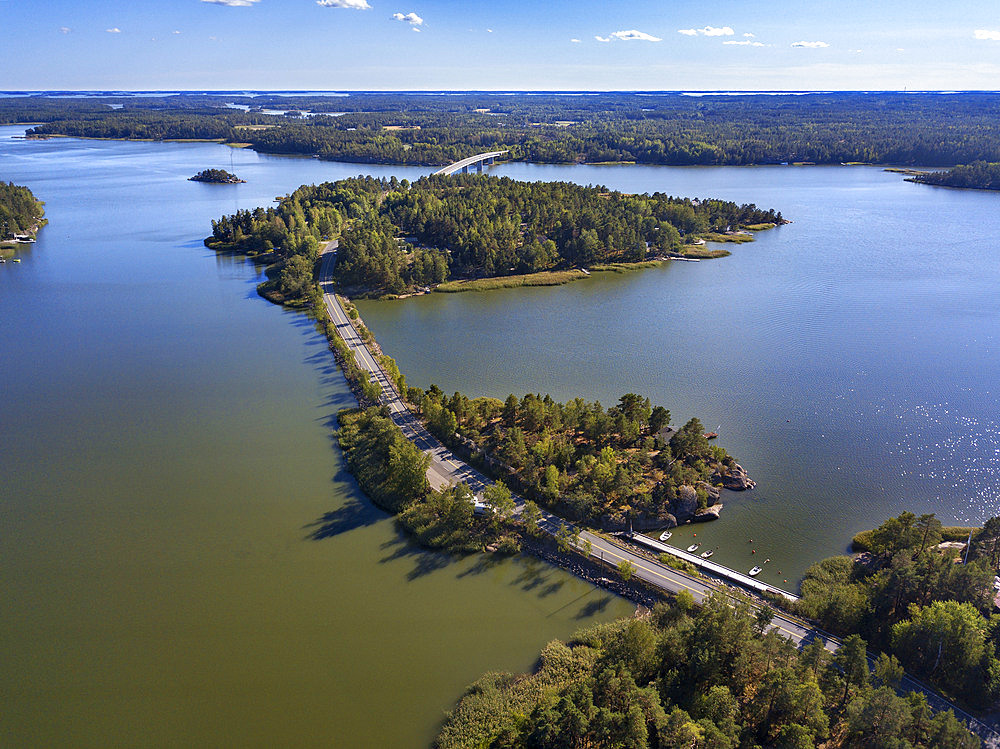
top-left (679, 26), bottom-right (734, 37)
top-left (173, 30), bottom-right (181, 34)
top-left (317, 0), bottom-right (370, 8)
top-left (974, 29), bottom-right (1000, 41)
top-left (724, 40), bottom-right (766, 47)
top-left (595, 29), bottom-right (661, 42)
top-left (413, 27), bottom-right (420, 32)
top-left (392, 11), bottom-right (423, 25)
top-left (106, 27), bottom-right (121, 33)
top-left (791, 40), bottom-right (829, 48)
top-left (743, 32), bottom-right (755, 38)
top-left (201, 0), bottom-right (259, 5)
top-left (59, 26), bottom-right (71, 34)
top-left (570, 38), bottom-right (581, 43)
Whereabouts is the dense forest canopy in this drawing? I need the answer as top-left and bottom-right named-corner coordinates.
top-left (910, 161), bottom-right (1000, 190)
top-left (797, 512), bottom-right (1000, 709)
top-left (0, 181), bottom-right (45, 239)
top-left (8, 92), bottom-right (1000, 167)
top-left (412, 386), bottom-right (741, 527)
top-left (436, 593), bottom-right (979, 749)
top-left (189, 168), bottom-right (244, 183)
top-left (207, 174), bottom-right (780, 294)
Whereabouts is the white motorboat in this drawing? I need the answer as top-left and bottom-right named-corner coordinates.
top-left (749, 566), bottom-right (762, 576)
top-left (687, 543), bottom-right (700, 553)
top-left (659, 530), bottom-right (673, 542)
top-left (700, 550), bottom-right (714, 559)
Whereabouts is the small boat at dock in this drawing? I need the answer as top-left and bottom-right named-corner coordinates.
top-left (659, 530), bottom-right (673, 542)
top-left (700, 550), bottom-right (714, 559)
top-left (687, 543), bottom-right (701, 553)
top-left (748, 566), bottom-right (762, 576)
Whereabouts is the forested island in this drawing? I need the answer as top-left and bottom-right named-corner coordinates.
top-left (207, 174), bottom-right (781, 297)
top-left (9, 92), bottom-right (1000, 167)
top-left (908, 161), bottom-right (1000, 191)
top-left (189, 168), bottom-right (244, 184)
top-left (436, 593), bottom-right (978, 749)
top-left (1, 181), bottom-right (46, 253)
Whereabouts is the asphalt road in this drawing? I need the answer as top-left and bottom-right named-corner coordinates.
top-left (318, 242), bottom-right (999, 745)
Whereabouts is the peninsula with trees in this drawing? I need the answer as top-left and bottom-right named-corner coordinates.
top-left (796, 511), bottom-right (1000, 709)
top-left (1, 181), bottom-right (46, 257)
top-left (189, 168), bottom-right (244, 184)
top-left (907, 161), bottom-right (1000, 191)
top-left (206, 173), bottom-right (782, 299)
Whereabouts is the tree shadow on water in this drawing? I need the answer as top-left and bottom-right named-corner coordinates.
top-left (304, 495), bottom-right (387, 540)
top-left (511, 559), bottom-right (559, 594)
top-left (456, 553), bottom-right (504, 579)
top-left (378, 532), bottom-right (456, 581)
top-left (575, 595), bottom-right (613, 619)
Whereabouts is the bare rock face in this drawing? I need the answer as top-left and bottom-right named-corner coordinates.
top-left (697, 481), bottom-right (722, 505)
top-left (660, 513), bottom-right (678, 529)
top-left (716, 463), bottom-right (756, 491)
top-left (673, 485), bottom-right (699, 524)
top-left (693, 504), bottom-right (723, 522)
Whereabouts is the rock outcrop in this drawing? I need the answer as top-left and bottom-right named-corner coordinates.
top-left (673, 485), bottom-right (700, 524)
top-left (693, 504), bottom-right (723, 522)
top-left (715, 463), bottom-right (756, 491)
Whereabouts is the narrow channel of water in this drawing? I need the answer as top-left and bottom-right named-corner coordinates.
top-left (0, 128), bottom-right (634, 748)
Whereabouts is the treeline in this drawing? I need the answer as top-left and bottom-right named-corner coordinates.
top-left (12, 92), bottom-right (1000, 166)
top-left (797, 511), bottom-right (1000, 708)
top-left (911, 161), bottom-right (1000, 190)
top-left (208, 174), bottom-right (780, 294)
top-left (0, 182), bottom-right (45, 239)
top-left (436, 592), bottom-right (979, 749)
top-left (27, 111), bottom-right (243, 141)
top-left (409, 385), bottom-right (738, 528)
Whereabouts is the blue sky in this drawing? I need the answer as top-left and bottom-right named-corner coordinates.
top-left (4, 0), bottom-right (1000, 91)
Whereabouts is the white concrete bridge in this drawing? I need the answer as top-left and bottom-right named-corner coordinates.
top-left (432, 150), bottom-right (508, 176)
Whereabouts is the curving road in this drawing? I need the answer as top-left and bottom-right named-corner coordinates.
top-left (318, 241), bottom-right (999, 745)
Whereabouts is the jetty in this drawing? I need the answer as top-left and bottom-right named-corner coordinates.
top-left (621, 531), bottom-right (800, 602)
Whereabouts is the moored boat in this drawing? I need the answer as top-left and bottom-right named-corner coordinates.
top-left (700, 550), bottom-right (714, 558)
top-left (659, 530), bottom-right (673, 542)
top-left (749, 566), bottom-right (762, 576)
top-left (687, 543), bottom-right (701, 552)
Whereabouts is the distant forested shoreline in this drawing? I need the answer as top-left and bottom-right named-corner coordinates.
top-left (908, 161), bottom-right (1000, 190)
top-left (8, 92), bottom-right (1000, 167)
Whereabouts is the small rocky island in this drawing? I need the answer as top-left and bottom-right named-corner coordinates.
top-left (189, 169), bottom-right (245, 184)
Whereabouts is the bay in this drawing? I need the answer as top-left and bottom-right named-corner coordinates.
top-left (358, 161), bottom-right (1000, 587)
